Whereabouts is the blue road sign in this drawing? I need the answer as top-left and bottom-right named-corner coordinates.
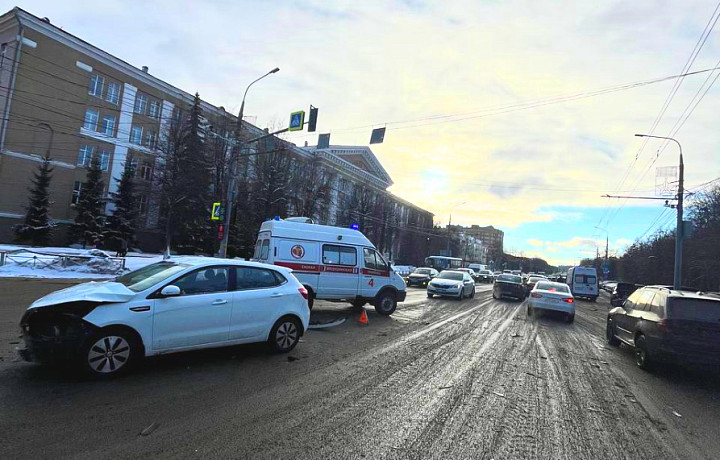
top-left (289, 110), bottom-right (305, 131)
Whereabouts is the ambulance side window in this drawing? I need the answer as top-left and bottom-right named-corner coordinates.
top-left (322, 245), bottom-right (356, 266)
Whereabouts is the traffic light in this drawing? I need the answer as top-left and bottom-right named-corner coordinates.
top-left (308, 105), bottom-right (318, 132)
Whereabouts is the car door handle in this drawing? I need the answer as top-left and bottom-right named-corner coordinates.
top-left (270, 293), bottom-right (283, 298)
top-left (211, 299), bottom-right (228, 305)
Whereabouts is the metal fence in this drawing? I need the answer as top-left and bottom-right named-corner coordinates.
top-left (0, 249), bottom-right (126, 273)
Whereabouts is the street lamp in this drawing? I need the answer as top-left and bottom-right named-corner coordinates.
top-left (218, 67), bottom-right (280, 258)
top-left (447, 200), bottom-right (469, 256)
top-left (634, 133), bottom-right (683, 289)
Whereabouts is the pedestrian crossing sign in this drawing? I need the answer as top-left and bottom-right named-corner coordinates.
top-left (211, 202), bottom-right (224, 221)
top-left (289, 110), bottom-right (305, 131)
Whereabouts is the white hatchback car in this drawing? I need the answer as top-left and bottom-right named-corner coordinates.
top-left (527, 280), bottom-right (575, 323)
top-left (19, 257), bottom-right (310, 378)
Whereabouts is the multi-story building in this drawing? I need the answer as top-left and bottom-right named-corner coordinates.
top-left (0, 7), bottom-right (433, 264)
top-left (462, 225), bottom-right (504, 263)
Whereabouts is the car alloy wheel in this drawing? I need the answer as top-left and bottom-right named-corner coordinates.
top-left (634, 335), bottom-right (651, 370)
top-left (87, 335), bottom-right (131, 375)
top-left (275, 320), bottom-right (299, 352)
top-left (606, 321), bottom-right (621, 346)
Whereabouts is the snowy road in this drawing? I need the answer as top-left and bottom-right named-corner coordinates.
top-left (1, 281), bottom-right (719, 459)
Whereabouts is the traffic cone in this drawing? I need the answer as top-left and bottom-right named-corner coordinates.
top-left (358, 309), bottom-right (368, 325)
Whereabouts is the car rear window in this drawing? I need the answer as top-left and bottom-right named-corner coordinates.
top-left (498, 274), bottom-right (522, 283)
top-left (536, 282), bottom-right (569, 293)
top-left (668, 298), bottom-right (720, 321)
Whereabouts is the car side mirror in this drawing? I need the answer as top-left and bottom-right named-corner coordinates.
top-left (160, 285), bottom-right (181, 297)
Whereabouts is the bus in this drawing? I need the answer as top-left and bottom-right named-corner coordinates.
top-left (425, 256), bottom-right (463, 271)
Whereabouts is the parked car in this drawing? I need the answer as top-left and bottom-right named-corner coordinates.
top-left (18, 257), bottom-right (311, 378)
top-left (611, 282), bottom-right (641, 302)
top-left (527, 281), bottom-right (575, 323)
top-left (427, 270), bottom-right (476, 300)
top-left (524, 275), bottom-right (547, 296)
top-left (253, 218), bottom-right (406, 314)
top-left (407, 267), bottom-right (439, 287)
top-left (493, 274), bottom-right (525, 301)
top-left (476, 269), bottom-right (493, 283)
top-left (606, 286), bottom-right (720, 370)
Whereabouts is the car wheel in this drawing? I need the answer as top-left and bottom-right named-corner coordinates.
top-left (374, 291), bottom-right (397, 315)
top-left (269, 316), bottom-right (302, 353)
top-left (81, 329), bottom-right (138, 379)
top-left (606, 320), bottom-right (621, 347)
top-left (634, 335), bottom-right (652, 370)
top-left (470, 288), bottom-right (475, 299)
top-left (527, 304), bottom-right (532, 316)
top-left (351, 300), bottom-right (366, 310)
top-left (427, 293), bottom-right (433, 298)
top-left (457, 290), bottom-right (464, 300)
top-left (492, 291), bottom-right (497, 299)
top-left (566, 313), bottom-right (575, 323)
top-left (307, 292), bottom-right (315, 310)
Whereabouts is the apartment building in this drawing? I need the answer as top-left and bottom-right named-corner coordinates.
top-left (0, 7), bottom-right (433, 263)
top-left (464, 225), bottom-right (504, 262)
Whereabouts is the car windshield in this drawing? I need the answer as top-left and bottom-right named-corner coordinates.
top-left (536, 282), bottom-right (569, 293)
top-left (414, 268), bottom-right (431, 275)
top-left (668, 298), bottom-right (720, 321)
top-left (528, 276), bottom-right (545, 283)
top-left (115, 262), bottom-right (191, 292)
top-left (497, 274), bottom-right (522, 283)
top-left (437, 271), bottom-right (463, 281)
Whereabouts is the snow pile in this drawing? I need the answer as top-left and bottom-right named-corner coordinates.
top-left (0, 244), bottom-right (163, 279)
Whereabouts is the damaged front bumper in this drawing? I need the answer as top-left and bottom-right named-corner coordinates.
top-left (19, 303), bottom-right (99, 363)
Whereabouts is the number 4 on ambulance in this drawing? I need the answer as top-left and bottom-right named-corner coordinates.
top-left (368, 279), bottom-right (374, 287)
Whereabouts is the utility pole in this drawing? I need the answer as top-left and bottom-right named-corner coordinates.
top-left (218, 67), bottom-right (279, 258)
top-left (634, 134), bottom-right (684, 289)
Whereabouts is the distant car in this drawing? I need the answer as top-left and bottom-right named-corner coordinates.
top-left (493, 274), bottom-right (525, 301)
top-left (456, 268), bottom-right (478, 282)
top-left (392, 265), bottom-right (415, 277)
top-left (611, 282), bottom-right (640, 302)
top-left (524, 275), bottom-right (547, 296)
top-left (527, 281), bottom-right (575, 323)
top-left (477, 269), bottom-right (493, 283)
top-left (18, 257), bottom-right (310, 378)
top-left (427, 270), bottom-right (476, 300)
top-left (407, 267), bottom-right (438, 287)
top-left (606, 286), bottom-right (720, 370)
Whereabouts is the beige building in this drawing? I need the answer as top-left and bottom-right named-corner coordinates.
top-left (0, 7), bottom-right (432, 261)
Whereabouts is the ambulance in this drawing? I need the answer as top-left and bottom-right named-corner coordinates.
top-left (253, 218), bottom-right (407, 315)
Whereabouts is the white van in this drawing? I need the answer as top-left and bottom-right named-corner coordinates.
top-left (566, 266), bottom-right (598, 301)
top-left (253, 219), bottom-right (407, 315)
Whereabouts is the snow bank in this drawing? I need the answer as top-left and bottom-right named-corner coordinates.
top-left (0, 244), bottom-right (163, 279)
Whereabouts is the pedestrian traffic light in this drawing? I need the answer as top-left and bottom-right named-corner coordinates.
top-left (308, 105), bottom-right (318, 132)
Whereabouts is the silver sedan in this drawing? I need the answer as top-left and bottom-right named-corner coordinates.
top-left (527, 281), bottom-right (575, 323)
top-left (427, 270), bottom-right (476, 300)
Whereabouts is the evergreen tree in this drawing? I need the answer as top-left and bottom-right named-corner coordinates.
top-left (70, 153), bottom-right (105, 248)
top-left (14, 155), bottom-right (54, 245)
top-left (104, 157), bottom-right (138, 250)
top-left (174, 93), bottom-right (213, 254)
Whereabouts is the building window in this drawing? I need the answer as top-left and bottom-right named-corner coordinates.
top-left (98, 150), bottom-right (110, 171)
top-left (101, 115), bottom-right (116, 136)
top-left (83, 108), bottom-right (99, 131)
top-left (129, 157), bottom-right (139, 176)
top-left (130, 126), bottom-right (143, 144)
top-left (77, 145), bottom-right (94, 167)
top-left (138, 195), bottom-right (148, 214)
top-left (106, 82), bottom-right (120, 105)
top-left (148, 100), bottom-right (160, 119)
top-left (143, 130), bottom-right (156, 149)
top-left (72, 181), bottom-right (83, 204)
top-left (134, 93), bottom-right (148, 114)
top-left (88, 74), bottom-right (103, 97)
top-left (139, 161), bottom-right (153, 181)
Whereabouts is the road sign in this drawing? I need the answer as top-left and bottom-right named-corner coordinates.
top-left (289, 110), bottom-right (305, 131)
top-left (370, 127), bottom-right (386, 144)
top-left (603, 266), bottom-right (610, 276)
top-left (211, 202), bottom-right (224, 221)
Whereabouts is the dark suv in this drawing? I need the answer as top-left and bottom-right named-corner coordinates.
top-left (606, 286), bottom-right (720, 370)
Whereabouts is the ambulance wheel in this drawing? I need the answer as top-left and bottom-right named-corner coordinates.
top-left (374, 291), bottom-right (397, 316)
top-left (305, 287), bottom-right (315, 310)
top-left (352, 300), bottom-right (366, 310)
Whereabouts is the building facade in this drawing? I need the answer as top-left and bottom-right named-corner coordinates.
top-left (0, 7), bottom-right (433, 264)
top-left (460, 225), bottom-right (504, 263)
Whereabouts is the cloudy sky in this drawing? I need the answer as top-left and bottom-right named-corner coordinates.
top-left (18, 0), bottom-right (720, 265)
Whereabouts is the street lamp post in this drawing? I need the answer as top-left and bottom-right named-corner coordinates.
top-left (635, 134), bottom-right (683, 289)
top-left (218, 67), bottom-right (280, 258)
top-left (447, 200), bottom-right (469, 256)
